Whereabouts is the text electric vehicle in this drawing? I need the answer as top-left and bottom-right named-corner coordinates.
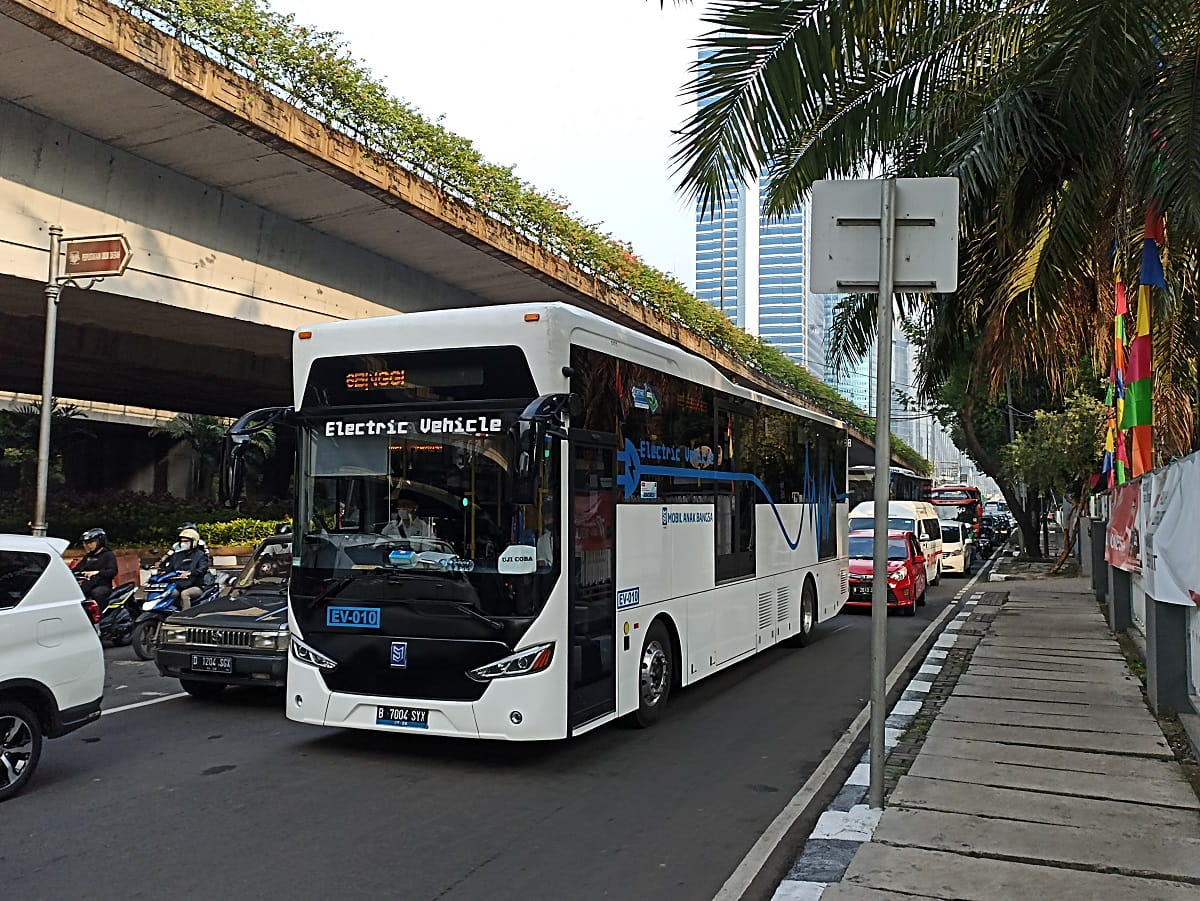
top-left (222, 303), bottom-right (850, 740)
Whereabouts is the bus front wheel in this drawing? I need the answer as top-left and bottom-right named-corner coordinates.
top-left (631, 621), bottom-right (673, 728)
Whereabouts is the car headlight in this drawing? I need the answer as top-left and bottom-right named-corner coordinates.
top-left (887, 565), bottom-right (908, 583)
top-left (291, 636), bottom-right (338, 670)
top-left (160, 624), bottom-right (188, 645)
top-left (467, 642), bottom-right (554, 682)
top-left (251, 630), bottom-right (290, 651)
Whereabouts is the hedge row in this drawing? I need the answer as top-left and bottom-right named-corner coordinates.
top-left (0, 490), bottom-right (289, 548)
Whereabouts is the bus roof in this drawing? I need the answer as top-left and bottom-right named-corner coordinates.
top-left (291, 302), bottom-right (845, 428)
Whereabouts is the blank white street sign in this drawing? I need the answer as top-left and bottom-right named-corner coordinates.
top-left (810, 178), bottom-right (959, 294)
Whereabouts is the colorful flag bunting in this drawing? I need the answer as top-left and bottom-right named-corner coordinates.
top-left (1121, 210), bottom-right (1164, 476)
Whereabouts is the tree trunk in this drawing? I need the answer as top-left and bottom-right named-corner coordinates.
top-left (956, 393), bottom-right (1041, 558)
top-left (1050, 483), bottom-right (1088, 574)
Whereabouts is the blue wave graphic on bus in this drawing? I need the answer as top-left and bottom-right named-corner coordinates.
top-left (616, 439), bottom-right (844, 551)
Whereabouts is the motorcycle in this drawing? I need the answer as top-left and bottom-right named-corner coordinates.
top-left (130, 571), bottom-right (218, 660)
top-left (95, 581), bottom-right (140, 647)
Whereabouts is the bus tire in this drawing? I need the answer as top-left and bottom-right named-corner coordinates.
top-left (632, 620), bottom-right (673, 728)
top-left (797, 579), bottom-right (817, 646)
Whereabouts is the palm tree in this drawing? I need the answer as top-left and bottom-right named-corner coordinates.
top-left (150, 413), bottom-right (275, 501)
top-left (673, 1), bottom-right (1200, 550)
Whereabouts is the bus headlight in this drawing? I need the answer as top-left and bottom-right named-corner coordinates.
top-left (467, 642), bottom-right (554, 682)
top-left (291, 636), bottom-right (338, 670)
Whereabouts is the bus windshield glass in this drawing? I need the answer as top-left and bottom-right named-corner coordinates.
top-left (293, 412), bottom-right (559, 622)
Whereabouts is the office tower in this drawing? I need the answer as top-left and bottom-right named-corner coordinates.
top-left (695, 172), bottom-right (825, 374)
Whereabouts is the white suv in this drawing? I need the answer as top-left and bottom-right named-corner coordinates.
top-left (0, 534), bottom-right (105, 801)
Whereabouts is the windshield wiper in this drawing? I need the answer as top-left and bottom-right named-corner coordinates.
top-left (305, 576), bottom-right (353, 610)
top-left (453, 603), bottom-right (504, 631)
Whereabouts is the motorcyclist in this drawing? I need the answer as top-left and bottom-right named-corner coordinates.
top-left (75, 527), bottom-right (118, 605)
top-left (155, 521), bottom-right (208, 569)
top-left (162, 527), bottom-right (211, 610)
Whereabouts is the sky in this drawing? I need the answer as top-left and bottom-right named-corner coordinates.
top-left (269, 0), bottom-right (706, 290)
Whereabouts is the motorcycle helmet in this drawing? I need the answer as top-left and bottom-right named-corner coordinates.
top-left (177, 527), bottom-right (201, 547)
top-left (81, 527), bottom-right (107, 547)
top-left (175, 522), bottom-right (207, 548)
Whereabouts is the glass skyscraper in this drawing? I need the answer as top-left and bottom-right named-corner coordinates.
top-left (695, 176), bottom-right (825, 374)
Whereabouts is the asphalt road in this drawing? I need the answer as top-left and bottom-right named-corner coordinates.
top-left (1, 577), bottom-right (970, 901)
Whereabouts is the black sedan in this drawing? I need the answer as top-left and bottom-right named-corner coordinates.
top-left (153, 535), bottom-right (291, 699)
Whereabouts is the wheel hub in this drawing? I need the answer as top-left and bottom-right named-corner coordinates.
top-left (640, 641), bottom-right (669, 707)
top-left (0, 715), bottom-right (33, 787)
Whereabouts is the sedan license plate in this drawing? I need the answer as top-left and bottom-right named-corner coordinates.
top-left (852, 584), bottom-right (871, 597)
top-left (190, 654), bottom-right (233, 674)
top-left (376, 705), bottom-right (429, 729)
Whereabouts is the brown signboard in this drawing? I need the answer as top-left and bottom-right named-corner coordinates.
top-left (62, 234), bottom-right (131, 278)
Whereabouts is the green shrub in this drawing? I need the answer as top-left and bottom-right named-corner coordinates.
top-left (199, 518), bottom-right (281, 547)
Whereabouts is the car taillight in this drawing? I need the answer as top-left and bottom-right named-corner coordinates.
top-left (83, 599), bottom-right (101, 624)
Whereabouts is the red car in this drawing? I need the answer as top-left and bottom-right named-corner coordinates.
top-left (845, 529), bottom-right (928, 616)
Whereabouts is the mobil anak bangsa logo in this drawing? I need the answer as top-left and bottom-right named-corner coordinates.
top-left (616, 439), bottom-right (840, 552)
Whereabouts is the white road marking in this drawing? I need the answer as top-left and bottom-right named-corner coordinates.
top-left (102, 692), bottom-right (187, 715)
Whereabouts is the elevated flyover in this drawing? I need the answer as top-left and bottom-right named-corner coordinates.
top-left (0, 0), bottom-right (894, 465)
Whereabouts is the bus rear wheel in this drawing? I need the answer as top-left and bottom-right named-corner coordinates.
top-left (787, 580), bottom-right (817, 647)
top-left (631, 621), bottom-right (673, 728)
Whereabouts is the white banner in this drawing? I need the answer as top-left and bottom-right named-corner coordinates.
top-left (1144, 454), bottom-right (1200, 607)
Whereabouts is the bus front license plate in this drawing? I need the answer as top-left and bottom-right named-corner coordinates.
top-left (376, 706), bottom-right (429, 729)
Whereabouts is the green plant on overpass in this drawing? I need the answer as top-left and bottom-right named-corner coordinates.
top-left (109, 0), bottom-right (928, 473)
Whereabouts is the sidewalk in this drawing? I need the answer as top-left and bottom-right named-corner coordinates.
top-left (780, 574), bottom-right (1200, 900)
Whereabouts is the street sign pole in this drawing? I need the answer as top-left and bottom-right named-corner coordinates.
top-left (811, 176), bottom-right (958, 812)
top-left (869, 179), bottom-right (896, 810)
top-left (31, 230), bottom-right (129, 537)
top-left (33, 225), bottom-right (64, 537)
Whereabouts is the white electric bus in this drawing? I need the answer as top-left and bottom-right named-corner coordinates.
top-left (224, 303), bottom-right (849, 740)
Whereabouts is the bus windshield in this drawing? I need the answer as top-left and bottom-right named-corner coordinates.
top-left (293, 411), bottom-right (559, 625)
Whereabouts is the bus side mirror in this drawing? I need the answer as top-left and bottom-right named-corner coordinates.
top-left (220, 406), bottom-right (294, 509)
top-left (220, 437), bottom-right (248, 509)
top-left (512, 421), bottom-right (543, 506)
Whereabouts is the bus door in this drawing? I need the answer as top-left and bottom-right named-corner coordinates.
top-left (568, 433), bottom-right (617, 731)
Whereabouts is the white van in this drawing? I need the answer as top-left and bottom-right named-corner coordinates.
top-left (848, 500), bottom-right (943, 585)
top-left (0, 534), bottom-right (105, 801)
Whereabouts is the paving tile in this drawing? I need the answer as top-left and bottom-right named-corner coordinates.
top-left (925, 718), bottom-right (1173, 758)
top-left (819, 885), bottom-right (935, 900)
top-left (871, 808), bottom-right (1200, 883)
top-left (937, 696), bottom-right (1161, 734)
top-left (909, 753), bottom-right (1200, 808)
top-left (889, 774), bottom-right (1200, 833)
top-left (841, 844), bottom-right (1200, 900)
top-left (916, 735), bottom-right (1188, 781)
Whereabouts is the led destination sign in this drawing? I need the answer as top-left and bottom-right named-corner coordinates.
top-left (345, 369), bottom-right (406, 391)
top-left (324, 416), bottom-right (505, 438)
